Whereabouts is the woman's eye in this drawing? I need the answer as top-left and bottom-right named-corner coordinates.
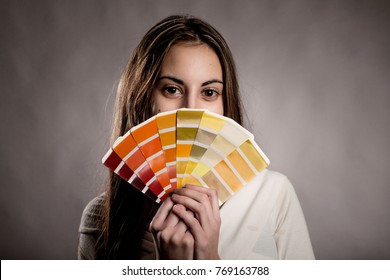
top-left (202, 89), bottom-right (219, 98)
top-left (163, 86), bottom-right (181, 96)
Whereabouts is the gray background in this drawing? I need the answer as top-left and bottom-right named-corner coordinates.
top-left (1, 0), bottom-right (389, 259)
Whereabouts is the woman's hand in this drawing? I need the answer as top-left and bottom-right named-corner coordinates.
top-left (171, 185), bottom-right (221, 259)
top-left (149, 197), bottom-right (194, 259)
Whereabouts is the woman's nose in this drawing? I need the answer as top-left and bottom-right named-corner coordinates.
top-left (183, 91), bottom-right (198, 109)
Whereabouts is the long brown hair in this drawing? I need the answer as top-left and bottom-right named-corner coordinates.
top-left (98, 15), bottom-right (244, 259)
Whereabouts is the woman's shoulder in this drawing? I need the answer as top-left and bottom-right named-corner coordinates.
top-left (256, 170), bottom-right (306, 224)
top-left (236, 169), bottom-right (301, 212)
top-left (254, 169), bottom-right (295, 192)
top-left (79, 193), bottom-right (106, 234)
top-left (222, 169), bottom-right (296, 211)
top-left (260, 169), bottom-right (288, 180)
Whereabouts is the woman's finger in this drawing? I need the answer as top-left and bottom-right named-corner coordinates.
top-left (172, 204), bottom-right (191, 233)
top-left (157, 214), bottom-right (195, 260)
top-left (182, 185), bottom-right (220, 220)
top-left (172, 203), bottom-right (204, 240)
top-left (171, 191), bottom-right (211, 228)
top-left (172, 185), bottom-right (220, 227)
top-left (150, 197), bottom-right (177, 233)
top-left (171, 187), bottom-right (222, 260)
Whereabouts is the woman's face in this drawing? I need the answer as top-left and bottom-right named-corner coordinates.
top-left (152, 42), bottom-right (224, 115)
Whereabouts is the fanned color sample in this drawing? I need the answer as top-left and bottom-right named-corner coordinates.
top-left (102, 109), bottom-right (270, 204)
top-left (155, 110), bottom-right (177, 189)
top-left (176, 109), bottom-right (205, 188)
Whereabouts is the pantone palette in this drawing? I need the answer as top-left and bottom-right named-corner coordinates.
top-left (102, 109), bottom-right (270, 204)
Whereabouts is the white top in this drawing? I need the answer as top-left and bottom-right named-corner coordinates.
top-left (78, 169), bottom-right (315, 259)
top-left (219, 169), bottom-right (315, 259)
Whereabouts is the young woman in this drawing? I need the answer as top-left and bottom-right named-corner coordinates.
top-left (78, 15), bottom-right (315, 260)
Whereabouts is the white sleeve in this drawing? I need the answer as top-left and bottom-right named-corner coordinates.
top-left (271, 176), bottom-right (315, 259)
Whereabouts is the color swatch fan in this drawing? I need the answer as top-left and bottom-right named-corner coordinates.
top-left (102, 109), bottom-right (270, 204)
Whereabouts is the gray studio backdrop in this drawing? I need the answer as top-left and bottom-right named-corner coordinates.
top-left (1, 0), bottom-right (389, 259)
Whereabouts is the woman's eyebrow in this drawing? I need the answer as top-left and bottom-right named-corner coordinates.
top-left (157, 76), bottom-right (223, 87)
top-left (201, 79), bottom-right (223, 86)
top-left (157, 76), bottom-right (184, 85)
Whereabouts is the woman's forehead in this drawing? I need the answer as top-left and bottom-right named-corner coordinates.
top-left (158, 43), bottom-right (223, 84)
